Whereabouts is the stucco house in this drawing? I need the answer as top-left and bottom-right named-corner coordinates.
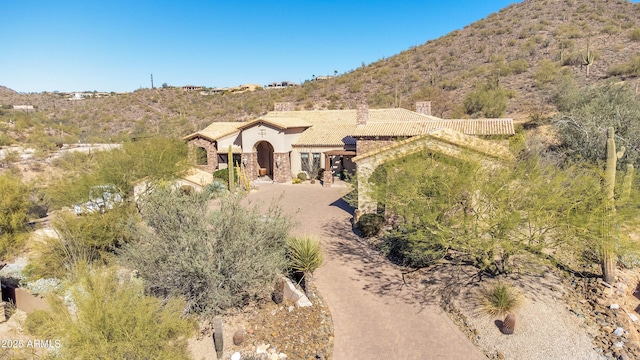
top-left (184, 101), bottom-right (515, 188)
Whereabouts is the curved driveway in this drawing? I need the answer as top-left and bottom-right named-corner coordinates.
top-left (245, 183), bottom-right (486, 360)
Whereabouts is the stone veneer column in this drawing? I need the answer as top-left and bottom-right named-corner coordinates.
top-left (322, 170), bottom-right (333, 187)
top-left (188, 138), bottom-right (218, 172)
top-left (273, 152), bottom-right (291, 183)
top-left (356, 104), bottom-right (369, 125)
top-left (244, 152), bottom-right (258, 181)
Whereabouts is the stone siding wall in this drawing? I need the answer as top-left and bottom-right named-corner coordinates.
top-left (189, 138), bottom-right (218, 172)
top-left (273, 152), bottom-right (291, 183)
top-left (356, 138), bottom-right (398, 156)
top-left (356, 104), bottom-right (369, 126)
top-left (243, 152), bottom-right (259, 181)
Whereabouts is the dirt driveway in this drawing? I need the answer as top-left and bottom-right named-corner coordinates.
top-left (244, 182), bottom-right (486, 360)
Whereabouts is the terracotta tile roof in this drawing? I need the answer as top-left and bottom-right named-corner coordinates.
top-left (187, 109), bottom-right (515, 147)
top-left (351, 119), bottom-right (515, 137)
top-left (239, 117), bottom-right (312, 130)
top-left (293, 122), bottom-right (357, 147)
top-left (261, 109), bottom-right (513, 146)
top-left (183, 122), bottom-right (244, 141)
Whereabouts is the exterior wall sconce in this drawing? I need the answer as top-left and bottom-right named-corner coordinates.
top-left (275, 156), bottom-right (281, 168)
top-left (242, 155), bottom-right (248, 166)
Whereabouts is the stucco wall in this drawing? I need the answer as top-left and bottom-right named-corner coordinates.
top-left (242, 124), bottom-right (287, 152)
top-left (217, 132), bottom-right (241, 151)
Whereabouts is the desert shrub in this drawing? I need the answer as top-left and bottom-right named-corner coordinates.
top-left (297, 172), bottom-right (308, 181)
top-left (629, 28), bottom-right (640, 41)
top-left (25, 268), bottom-right (195, 359)
top-left (0, 133), bottom-right (13, 146)
top-left (357, 213), bottom-right (385, 238)
top-left (0, 173), bottom-right (31, 258)
top-left (122, 188), bottom-right (291, 314)
top-left (462, 81), bottom-right (514, 118)
top-left (213, 167), bottom-right (238, 185)
top-left (292, 177), bottom-right (302, 184)
top-left (609, 54), bottom-right (640, 77)
top-left (508, 59), bottom-right (529, 74)
top-left (203, 180), bottom-right (228, 198)
top-left (26, 204), bottom-right (137, 279)
top-left (553, 81), bottom-right (640, 166)
top-left (532, 59), bottom-right (560, 87)
top-left (477, 282), bottom-right (522, 317)
top-left (602, 24), bottom-right (620, 35)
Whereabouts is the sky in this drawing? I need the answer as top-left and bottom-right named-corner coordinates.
top-left (2, 0), bottom-right (535, 93)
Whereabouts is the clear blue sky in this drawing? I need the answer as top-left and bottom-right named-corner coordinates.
top-left (2, 1), bottom-right (536, 93)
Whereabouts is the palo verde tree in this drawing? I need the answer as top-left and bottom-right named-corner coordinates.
top-left (25, 267), bottom-right (195, 359)
top-left (0, 173), bottom-right (31, 257)
top-left (46, 136), bottom-right (189, 208)
top-left (369, 149), bottom-right (625, 276)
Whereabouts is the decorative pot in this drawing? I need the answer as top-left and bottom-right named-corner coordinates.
top-left (259, 168), bottom-right (267, 177)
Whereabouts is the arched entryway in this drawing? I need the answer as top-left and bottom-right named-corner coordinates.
top-left (255, 141), bottom-right (274, 177)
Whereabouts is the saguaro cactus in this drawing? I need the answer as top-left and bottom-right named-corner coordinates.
top-left (582, 38), bottom-right (595, 77)
top-left (602, 127), bottom-right (625, 283)
top-left (228, 145), bottom-right (235, 191)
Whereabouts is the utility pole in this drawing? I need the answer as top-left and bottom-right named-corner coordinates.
top-left (151, 73), bottom-right (154, 89)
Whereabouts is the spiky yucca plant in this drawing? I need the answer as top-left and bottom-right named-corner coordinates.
top-left (287, 235), bottom-right (324, 298)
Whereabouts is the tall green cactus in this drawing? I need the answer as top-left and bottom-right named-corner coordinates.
top-left (602, 127), bottom-right (626, 283)
top-left (582, 39), bottom-right (595, 77)
top-left (228, 145), bottom-right (235, 191)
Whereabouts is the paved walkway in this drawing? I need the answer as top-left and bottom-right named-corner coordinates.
top-left (245, 182), bottom-right (486, 360)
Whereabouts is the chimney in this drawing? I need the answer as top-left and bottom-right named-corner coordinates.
top-left (356, 104), bottom-right (369, 126)
top-left (416, 101), bottom-right (432, 116)
top-left (274, 102), bottom-right (294, 111)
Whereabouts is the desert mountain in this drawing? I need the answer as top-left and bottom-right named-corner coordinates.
top-left (1, 0), bottom-right (639, 141)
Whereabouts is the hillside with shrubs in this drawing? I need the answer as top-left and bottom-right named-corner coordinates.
top-left (1, 0), bottom-right (640, 144)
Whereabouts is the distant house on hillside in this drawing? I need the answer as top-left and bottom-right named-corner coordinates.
top-left (12, 105), bottom-right (34, 110)
top-left (182, 85), bottom-right (204, 91)
top-left (264, 81), bottom-right (297, 90)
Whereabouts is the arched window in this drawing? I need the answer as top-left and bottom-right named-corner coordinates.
top-left (195, 147), bottom-right (208, 165)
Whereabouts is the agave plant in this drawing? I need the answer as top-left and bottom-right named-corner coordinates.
top-left (287, 235), bottom-right (324, 298)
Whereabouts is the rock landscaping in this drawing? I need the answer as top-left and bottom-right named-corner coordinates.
top-left (564, 271), bottom-right (640, 360)
top-left (188, 283), bottom-right (333, 360)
